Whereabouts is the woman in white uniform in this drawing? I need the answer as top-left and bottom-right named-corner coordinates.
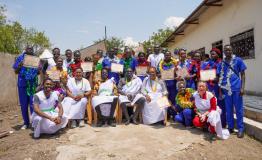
top-left (32, 78), bottom-right (68, 138)
top-left (118, 68), bottom-right (145, 125)
top-left (141, 67), bottom-right (168, 125)
top-left (92, 68), bottom-right (118, 127)
top-left (62, 68), bottom-right (92, 128)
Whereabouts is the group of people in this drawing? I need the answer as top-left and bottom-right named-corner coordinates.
top-left (13, 44), bottom-right (246, 139)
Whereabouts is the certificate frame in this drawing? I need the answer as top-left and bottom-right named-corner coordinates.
top-left (157, 96), bottom-right (171, 109)
top-left (81, 62), bottom-right (93, 72)
top-left (47, 70), bottom-right (61, 82)
top-left (176, 67), bottom-right (189, 79)
top-left (200, 69), bottom-right (216, 81)
top-left (136, 66), bottom-right (148, 76)
top-left (161, 68), bottom-right (174, 80)
top-left (111, 63), bottom-right (124, 73)
top-left (23, 54), bottom-right (40, 68)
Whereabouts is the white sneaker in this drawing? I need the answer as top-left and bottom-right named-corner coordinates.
top-left (71, 120), bottom-right (77, 128)
top-left (79, 120), bottom-right (85, 127)
top-left (20, 125), bottom-right (28, 130)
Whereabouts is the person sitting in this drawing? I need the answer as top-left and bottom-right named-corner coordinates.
top-left (62, 68), bottom-right (92, 128)
top-left (92, 68), bottom-right (118, 127)
top-left (32, 78), bottom-right (68, 138)
top-left (193, 81), bottom-right (229, 139)
top-left (173, 81), bottom-right (195, 127)
top-left (141, 67), bottom-right (169, 125)
top-left (118, 68), bottom-right (145, 125)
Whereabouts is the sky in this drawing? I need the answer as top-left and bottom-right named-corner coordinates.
top-left (0, 0), bottom-right (202, 52)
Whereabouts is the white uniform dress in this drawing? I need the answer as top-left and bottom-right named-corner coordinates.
top-left (141, 77), bottom-right (168, 125)
top-left (147, 53), bottom-right (164, 68)
top-left (92, 78), bottom-right (117, 116)
top-left (193, 91), bottom-right (230, 139)
top-left (32, 91), bottom-right (68, 138)
top-left (62, 77), bottom-right (91, 119)
top-left (118, 75), bottom-right (144, 105)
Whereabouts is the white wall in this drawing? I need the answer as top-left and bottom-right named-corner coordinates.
top-left (168, 0), bottom-right (262, 94)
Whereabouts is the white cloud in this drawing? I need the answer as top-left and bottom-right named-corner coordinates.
top-left (123, 37), bottom-right (139, 47)
top-left (164, 16), bottom-right (185, 28)
top-left (75, 29), bottom-right (89, 34)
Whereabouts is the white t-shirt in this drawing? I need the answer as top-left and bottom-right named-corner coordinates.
top-left (147, 53), bottom-right (164, 68)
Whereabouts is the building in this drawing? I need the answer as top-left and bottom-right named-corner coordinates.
top-left (162, 0), bottom-right (262, 95)
top-left (78, 40), bottom-right (107, 60)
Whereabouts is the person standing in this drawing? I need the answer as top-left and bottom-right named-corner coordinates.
top-left (218, 44), bottom-right (246, 138)
top-left (63, 49), bottom-right (73, 70)
top-left (147, 45), bottom-right (164, 68)
top-left (13, 46), bottom-right (39, 129)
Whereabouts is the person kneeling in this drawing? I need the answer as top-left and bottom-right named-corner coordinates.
top-left (118, 68), bottom-right (145, 125)
top-left (173, 81), bottom-right (195, 127)
top-left (193, 81), bottom-right (229, 139)
top-left (92, 68), bottom-right (118, 127)
top-left (32, 78), bottom-right (68, 138)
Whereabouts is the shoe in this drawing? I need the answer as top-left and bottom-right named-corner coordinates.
top-left (228, 128), bottom-right (235, 134)
top-left (71, 120), bottom-right (77, 128)
top-left (132, 118), bottom-right (139, 125)
top-left (108, 118), bottom-right (116, 127)
top-left (21, 125), bottom-right (28, 130)
top-left (237, 131), bottom-right (244, 138)
top-left (125, 119), bottom-right (130, 125)
top-left (79, 120), bottom-right (85, 127)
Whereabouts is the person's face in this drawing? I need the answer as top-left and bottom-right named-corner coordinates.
top-left (75, 69), bottom-right (83, 80)
top-left (125, 69), bottom-right (133, 80)
top-left (97, 50), bottom-right (103, 58)
top-left (56, 58), bottom-right (63, 68)
top-left (101, 69), bottom-right (108, 80)
top-left (194, 52), bottom-right (201, 62)
top-left (74, 54), bottom-right (81, 62)
top-left (125, 49), bottom-right (132, 58)
top-left (53, 49), bottom-right (60, 59)
top-left (162, 48), bottom-right (167, 53)
top-left (179, 50), bottom-right (187, 60)
top-left (25, 47), bottom-right (34, 55)
top-left (148, 68), bottom-right (157, 80)
top-left (147, 48), bottom-right (152, 54)
top-left (154, 46), bottom-right (160, 54)
top-left (114, 47), bottom-right (118, 54)
top-left (178, 83), bottom-right (186, 94)
top-left (224, 46), bottom-right (233, 58)
top-left (210, 51), bottom-right (218, 60)
top-left (65, 51), bottom-right (72, 60)
top-left (44, 80), bottom-right (53, 93)
top-left (108, 50), bottom-right (115, 58)
top-left (197, 82), bottom-right (207, 95)
top-left (138, 54), bottom-right (145, 61)
top-left (164, 52), bottom-right (171, 62)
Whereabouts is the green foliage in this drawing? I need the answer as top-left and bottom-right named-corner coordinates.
top-left (94, 37), bottom-right (124, 50)
top-left (0, 5), bottom-right (51, 54)
top-left (142, 27), bottom-right (174, 51)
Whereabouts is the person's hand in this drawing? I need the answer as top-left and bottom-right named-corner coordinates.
top-left (54, 117), bottom-right (61, 124)
top-left (49, 117), bottom-right (56, 123)
top-left (19, 61), bottom-right (24, 68)
top-left (127, 94), bottom-right (132, 101)
top-left (92, 90), bottom-right (98, 96)
top-left (145, 95), bottom-right (151, 103)
top-left (185, 75), bottom-right (191, 80)
top-left (200, 114), bottom-right (206, 122)
top-left (74, 95), bottom-right (83, 101)
top-left (240, 88), bottom-right (245, 96)
top-left (58, 94), bottom-right (64, 102)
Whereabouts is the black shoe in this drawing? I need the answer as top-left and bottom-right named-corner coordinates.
top-left (228, 129), bottom-right (235, 134)
top-left (132, 118), bottom-right (139, 125)
top-left (96, 120), bottom-right (103, 127)
top-left (108, 119), bottom-right (116, 127)
top-left (125, 119), bottom-right (130, 125)
top-left (237, 131), bottom-right (244, 138)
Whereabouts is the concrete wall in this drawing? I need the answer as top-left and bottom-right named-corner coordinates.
top-left (0, 53), bottom-right (19, 107)
top-left (167, 0), bottom-right (262, 94)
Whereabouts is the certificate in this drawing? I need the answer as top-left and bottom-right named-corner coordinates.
top-left (161, 68), bottom-right (174, 80)
top-left (111, 63), bottom-right (123, 73)
top-left (23, 55), bottom-right (40, 68)
top-left (136, 66), bottom-right (147, 76)
top-left (157, 96), bottom-right (171, 109)
top-left (47, 70), bottom-right (60, 81)
top-left (200, 69), bottom-right (216, 81)
top-left (81, 62), bottom-right (93, 72)
top-left (176, 67), bottom-right (189, 78)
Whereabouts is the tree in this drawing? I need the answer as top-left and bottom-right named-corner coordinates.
top-left (142, 27), bottom-right (175, 51)
top-left (94, 36), bottom-right (124, 50)
top-left (0, 5), bottom-right (51, 54)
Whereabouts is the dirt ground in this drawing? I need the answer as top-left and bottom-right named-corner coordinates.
top-left (1, 105), bottom-right (262, 160)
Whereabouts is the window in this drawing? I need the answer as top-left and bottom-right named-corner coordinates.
top-left (230, 29), bottom-right (255, 59)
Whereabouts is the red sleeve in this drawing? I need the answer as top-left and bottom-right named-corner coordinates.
top-left (209, 97), bottom-right (217, 112)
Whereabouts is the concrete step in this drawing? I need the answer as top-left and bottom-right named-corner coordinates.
top-left (244, 106), bottom-right (262, 123)
top-left (234, 114), bottom-right (262, 142)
